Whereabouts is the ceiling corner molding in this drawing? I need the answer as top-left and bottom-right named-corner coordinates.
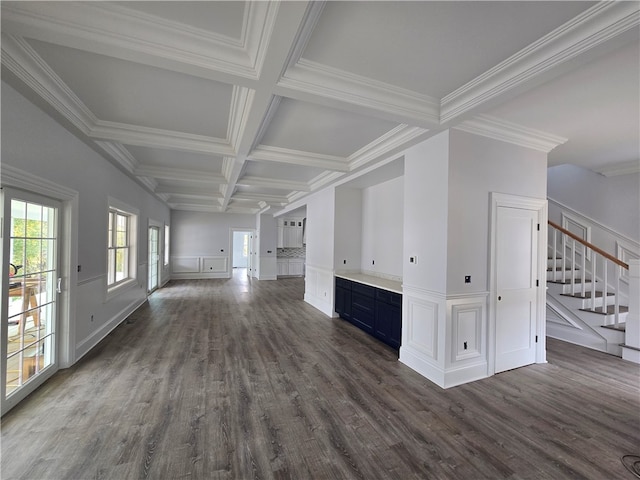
top-left (454, 115), bottom-right (568, 153)
top-left (249, 145), bottom-right (350, 172)
top-left (348, 125), bottom-right (429, 171)
top-left (94, 141), bottom-right (139, 173)
top-left (0, 164), bottom-right (78, 200)
top-left (306, 171), bottom-right (344, 193)
top-left (244, 0), bottom-right (281, 74)
top-left (90, 121), bottom-right (234, 156)
top-left (228, 86), bottom-right (256, 150)
top-left (595, 160), bottom-right (640, 177)
top-left (282, 1), bottom-right (327, 70)
top-left (236, 175), bottom-right (310, 192)
top-left (441, 1), bottom-right (640, 123)
top-left (278, 59), bottom-right (440, 126)
top-left (1, 2), bottom-right (258, 82)
top-left (134, 165), bottom-right (226, 185)
top-left (1, 33), bottom-right (96, 135)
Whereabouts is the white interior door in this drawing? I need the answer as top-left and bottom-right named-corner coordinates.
top-left (1, 188), bottom-right (61, 413)
top-left (148, 226), bottom-right (159, 293)
top-left (495, 205), bottom-right (539, 373)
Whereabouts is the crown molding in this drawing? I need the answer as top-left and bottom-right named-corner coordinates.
top-left (1, 33), bottom-right (96, 134)
top-left (0, 2), bottom-right (260, 82)
top-left (454, 114), bottom-right (567, 153)
top-left (249, 145), bottom-right (349, 172)
top-left (249, 96), bottom-right (282, 154)
top-left (245, 1), bottom-right (281, 76)
top-left (236, 175), bottom-right (310, 192)
top-left (348, 125), bottom-right (429, 171)
top-left (154, 186), bottom-right (224, 200)
top-left (228, 86), bottom-right (256, 150)
top-left (94, 141), bottom-right (139, 173)
top-left (282, 1), bottom-right (327, 71)
top-left (1, 164), bottom-right (78, 200)
top-left (307, 171), bottom-right (344, 193)
top-left (134, 165), bottom-right (226, 184)
top-left (278, 58), bottom-right (440, 127)
top-left (594, 160), bottom-right (640, 177)
top-left (232, 193), bottom-right (289, 205)
top-left (441, 2), bottom-right (640, 123)
top-left (91, 121), bottom-right (234, 156)
top-left (169, 203), bottom-right (225, 213)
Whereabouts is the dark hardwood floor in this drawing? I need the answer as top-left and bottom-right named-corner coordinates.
top-left (2, 273), bottom-right (639, 480)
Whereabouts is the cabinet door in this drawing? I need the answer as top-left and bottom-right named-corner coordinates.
top-left (375, 301), bottom-right (401, 349)
top-left (351, 293), bottom-right (375, 334)
top-left (289, 260), bottom-right (304, 276)
top-left (277, 226), bottom-right (284, 248)
top-left (277, 261), bottom-right (288, 276)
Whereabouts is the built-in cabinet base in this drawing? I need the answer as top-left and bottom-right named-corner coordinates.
top-left (335, 276), bottom-right (402, 350)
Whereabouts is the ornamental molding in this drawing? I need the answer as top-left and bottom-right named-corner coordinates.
top-left (454, 114), bottom-right (568, 153)
top-left (278, 58), bottom-right (441, 126)
top-left (441, 1), bottom-right (640, 122)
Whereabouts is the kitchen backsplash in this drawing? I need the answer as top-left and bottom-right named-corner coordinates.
top-left (277, 247), bottom-right (306, 258)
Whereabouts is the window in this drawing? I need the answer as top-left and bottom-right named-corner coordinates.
top-left (106, 198), bottom-right (138, 295)
top-left (164, 224), bottom-right (170, 267)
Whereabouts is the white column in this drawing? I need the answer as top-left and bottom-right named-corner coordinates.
top-left (622, 259), bottom-right (640, 364)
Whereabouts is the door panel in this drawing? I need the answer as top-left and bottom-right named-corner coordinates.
top-left (495, 206), bottom-right (538, 373)
top-left (2, 189), bottom-right (60, 412)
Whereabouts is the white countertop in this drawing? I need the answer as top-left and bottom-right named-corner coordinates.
top-left (335, 272), bottom-right (402, 294)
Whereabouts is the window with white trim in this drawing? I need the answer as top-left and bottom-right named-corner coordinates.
top-left (106, 200), bottom-right (137, 294)
top-left (164, 224), bottom-right (170, 267)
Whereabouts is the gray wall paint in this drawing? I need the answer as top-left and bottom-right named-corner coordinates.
top-left (170, 210), bottom-right (255, 257)
top-left (548, 164), bottom-right (640, 242)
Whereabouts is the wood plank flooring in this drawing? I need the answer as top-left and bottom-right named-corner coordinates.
top-left (2, 273), bottom-right (639, 480)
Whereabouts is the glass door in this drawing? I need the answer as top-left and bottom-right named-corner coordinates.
top-left (148, 226), bottom-right (159, 293)
top-left (1, 188), bottom-right (60, 411)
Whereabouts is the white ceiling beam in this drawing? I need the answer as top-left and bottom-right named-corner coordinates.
top-left (249, 146), bottom-right (349, 172)
top-left (220, 1), bottom-right (315, 211)
top-left (154, 185), bottom-right (224, 199)
top-left (276, 59), bottom-right (441, 129)
top-left (236, 175), bottom-right (310, 192)
top-left (135, 165), bottom-right (226, 184)
top-left (0, 1), bottom-right (267, 86)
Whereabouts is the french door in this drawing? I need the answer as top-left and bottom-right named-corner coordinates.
top-left (1, 188), bottom-right (61, 412)
top-left (148, 226), bottom-right (160, 293)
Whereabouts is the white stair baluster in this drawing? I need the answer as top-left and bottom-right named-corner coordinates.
top-left (581, 244), bottom-right (586, 298)
top-left (602, 256), bottom-right (608, 319)
top-left (614, 265), bottom-right (621, 327)
top-left (562, 232), bottom-right (567, 283)
top-left (553, 229), bottom-right (558, 282)
top-left (591, 252), bottom-right (597, 312)
top-left (571, 239), bottom-right (576, 289)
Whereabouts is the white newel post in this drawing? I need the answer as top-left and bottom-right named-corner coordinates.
top-left (622, 259), bottom-right (640, 364)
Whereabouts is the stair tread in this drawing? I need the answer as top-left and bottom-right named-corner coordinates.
top-left (548, 279), bottom-right (592, 285)
top-left (601, 323), bottom-right (626, 332)
top-left (560, 291), bottom-right (614, 299)
top-left (579, 305), bottom-right (629, 315)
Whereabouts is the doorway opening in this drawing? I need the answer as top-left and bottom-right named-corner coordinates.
top-left (232, 230), bottom-right (251, 277)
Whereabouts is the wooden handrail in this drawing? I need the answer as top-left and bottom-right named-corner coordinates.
top-left (548, 220), bottom-right (629, 270)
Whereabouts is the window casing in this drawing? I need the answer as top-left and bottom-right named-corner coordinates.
top-left (164, 224), bottom-right (170, 267)
top-left (106, 199), bottom-right (138, 298)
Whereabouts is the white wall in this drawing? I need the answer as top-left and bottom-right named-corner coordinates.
top-left (304, 188), bottom-right (336, 316)
top-left (170, 210), bottom-right (255, 278)
top-left (548, 164), bottom-right (640, 242)
top-left (1, 81), bottom-right (171, 364)
top-left (402, 130), bottom-right (450, 294)
top-left (334, 187), bottom-right (362, 273)
top-left (361, 176), bottom-right (404, 280)
top-left (256, 212), bottom-right (277, 280)
top-left (447, 129), bottom-right (547, 294)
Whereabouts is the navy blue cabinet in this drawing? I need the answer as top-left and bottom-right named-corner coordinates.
top-left (335, 277), bottom-right (402, 349)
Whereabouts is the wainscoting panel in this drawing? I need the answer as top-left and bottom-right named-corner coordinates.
top-left (171, 256), bottom-right (200, 273)
top-left (451, 302), bottom-right (484, 363)
top-left (202, 256), bottom-right (228, 273)
top-left (304, 264), bottom-right (335, 317)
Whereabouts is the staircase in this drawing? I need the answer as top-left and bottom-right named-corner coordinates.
top-left (546, 221), bottom-right (630, 357)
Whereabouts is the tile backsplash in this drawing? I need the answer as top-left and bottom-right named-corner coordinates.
top-left (277, 247), bottom-right (306, 258)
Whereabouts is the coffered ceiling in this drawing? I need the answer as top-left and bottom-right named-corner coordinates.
top-left (2, 1), bottom-right (638, 213)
